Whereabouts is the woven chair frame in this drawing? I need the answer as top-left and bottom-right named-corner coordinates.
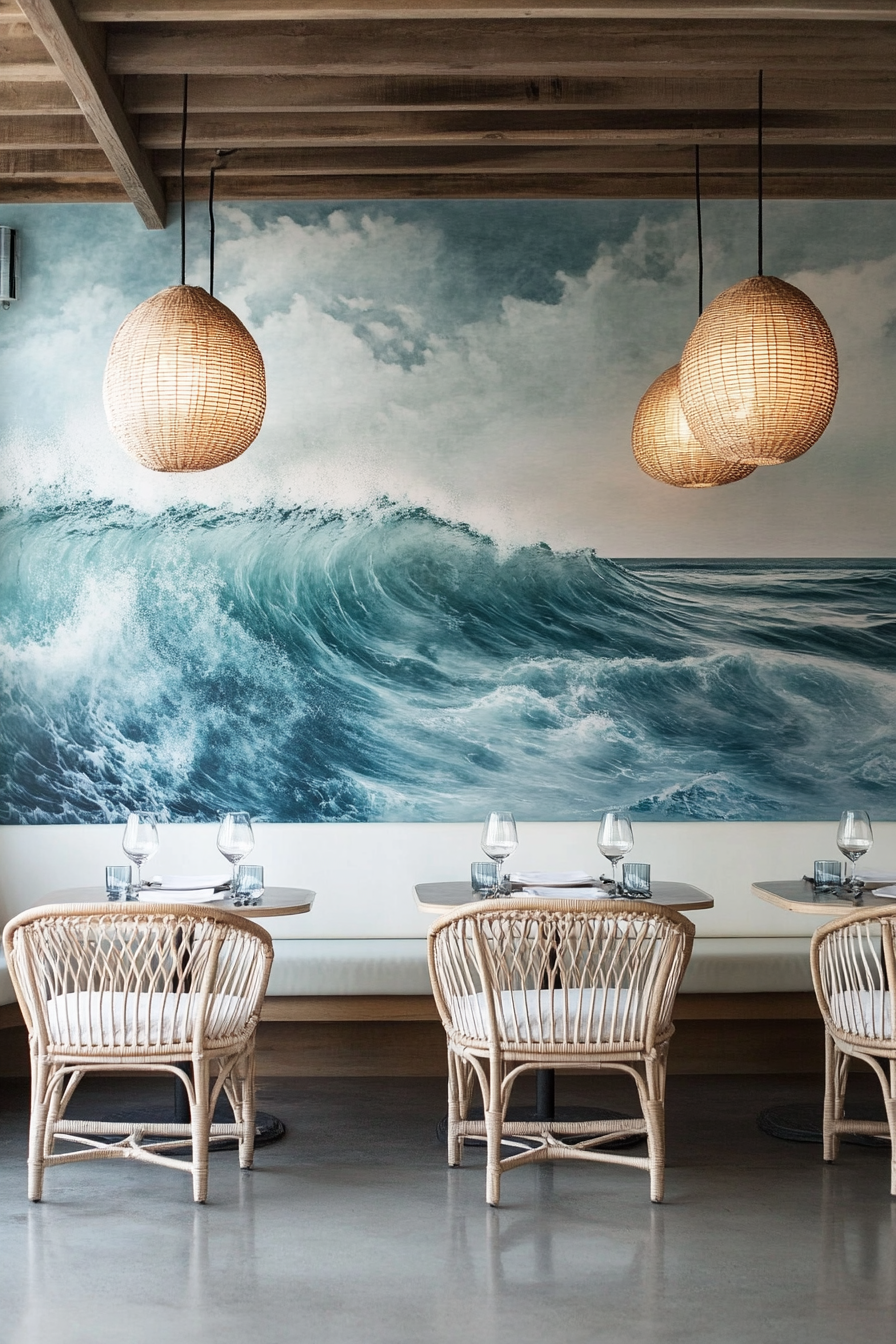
top-left (428, 897), bottom-right (694, 1206)
top-left (811, 907), bottom-right (896, 1194)
top-left (103, 284), bottom-right (266, 473)
top-left (632, 364), bottom-right (756, 489)
top-left (679, 275), bottom-right (838, 465)
top-left (3, 903), bottom-right (273, 1203)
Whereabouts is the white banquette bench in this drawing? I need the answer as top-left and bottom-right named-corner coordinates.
top-left (5, 819), bottom-right (891, 1068)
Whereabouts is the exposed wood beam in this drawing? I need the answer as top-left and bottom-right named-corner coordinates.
top-left (4, 170), bottom-right (894, 200)
top-left (105, 20), bottom-right (896, 77)
top-left (16, 0), bottom-right (166, 225)
top-left (151, 142), bottom-right (896, 173)
top-left (137, 108), bottom-right (896, 146)
top-left (124, 72), bottom-right (896, 112)
top-left (74, 0), bottom-right (896, 19)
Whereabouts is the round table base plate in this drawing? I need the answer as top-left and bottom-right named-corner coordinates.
top-left (757, 1103), bottom-right (889, 1146)
top-left (97, 1104), bottom-right (285, 1154)
top-left (437, 1105), bottom-right (643, 1153)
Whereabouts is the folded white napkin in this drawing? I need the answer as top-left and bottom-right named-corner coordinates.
top-left (509, 870), bottom-right (594, 886)
top-left (872, 885), bottom-right (896, 899)
top-left (136, 889), bottom-right (223, 904)
top-left (857, 869), bottom-right (896, 884)
top-left (520, 885), bottom-right (606, 899)
top-left (150, 874), bottom-right (230, 890)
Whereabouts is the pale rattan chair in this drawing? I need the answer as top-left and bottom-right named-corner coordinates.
top-left (811, 907), bottom-right (896, 1192)
top-left (428, 897), bottom-right (694, 1206)
top-left (2, 903), bottom-right (273, 1204)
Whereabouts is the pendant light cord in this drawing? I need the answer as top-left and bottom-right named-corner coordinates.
top-left (695, 143), bottom-right (704, 316)
top-left (757, 68), bottom-right (764, 278)
top-left (208, 164), bottom-right (217, 298)
top-left (180, 74), bottom-right (188, 286)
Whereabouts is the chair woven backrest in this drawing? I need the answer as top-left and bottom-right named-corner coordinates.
top-left (2, 904), bottom-right (273, 1054)
top-left (428, 898), bottom-right (694, 1052)
top-left (811, 908), bottom-right (896, 1045)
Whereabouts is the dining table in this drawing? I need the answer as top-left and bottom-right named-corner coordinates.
top-left (415, 878), bottom-right (714, 1146)
top-left (30, 883), bottom-right (316, 1148)
top-left (751, 876), bottom-right (896, 1145)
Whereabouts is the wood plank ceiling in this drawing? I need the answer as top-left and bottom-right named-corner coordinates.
top-left (2, 0), bottom-right (895, 226)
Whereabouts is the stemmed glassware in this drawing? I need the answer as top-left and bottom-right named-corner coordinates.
top-left (837, 809), bottom-right (873, 893)
top-left (217, 812), bottom-right (255, 894)
top-left (597, 808), bottom-right (634, 895)
top-left (481, 812), bottom-right (518, 894)
top-left (122, 812), bottom-right (159, 891)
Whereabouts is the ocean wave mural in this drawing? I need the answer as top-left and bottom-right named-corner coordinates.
top-left (1, 201), bottom-right (895, 823)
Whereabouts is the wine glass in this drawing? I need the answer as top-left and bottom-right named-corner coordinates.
top-left (481, 811), bottom-right (518, 894)
top-left (597, 808), bottom-right (634, 894)
top-left (122, 812), bottom-right (159, 891)
top-left (837, 809), bottom-right (873, 892)
top-left (217, 812), bottom-right (255, 893)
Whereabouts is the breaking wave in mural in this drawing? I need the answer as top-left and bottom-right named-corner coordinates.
top-left (1, 499), bottom-right (894, 824)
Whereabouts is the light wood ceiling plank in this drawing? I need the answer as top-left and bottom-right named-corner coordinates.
top-left (0, 80), bottom-right (80, 108)
top-left (17, 0), bottom-right (167, 224)
top-left (0, 23), bottom-right (66, 75)
top-left (0, 177), bottom-right (128, 198)
top-left (123, 72), bottom-right (896, 112)
top-left (150, 142), bottom-right (896, 173)
top-left (138, 107), bottom-right (896, 145)
top-left (105, 20), bottom-right (896, 77)
top-left (0, 145), bottom-right (120, 173)
top-left (1, 112), bottom-right (98, 144)
top-left (74, 0), bottom-right (896, 20)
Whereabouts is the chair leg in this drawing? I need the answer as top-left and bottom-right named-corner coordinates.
top-left (238, 1050), bottom-right (258, 1171)
top-left (643, 1051), bottom-right (668, 1205)
top-left (190, 1059), bottom-right (211, 1204)
top-left (823, 1031), bottom-right (848, 1163)
top-left (447, 1050), bottom-right (463, 1168)
top-left (485, 1055), bottom-right (503, 1208)
top-left (27, 1055), bottom-right (52, 1203)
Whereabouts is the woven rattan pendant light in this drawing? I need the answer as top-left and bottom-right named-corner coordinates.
top-left (103, 79), bottom-right (266, 473)
top-left (678, 74), bottom-right (838, 466)
top-left (632, 147), bottom-right (756, 489)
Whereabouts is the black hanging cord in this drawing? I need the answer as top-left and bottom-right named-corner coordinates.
top-left (757, 68), bottom-right (764, 277)
top-left (695, 143), bottom-right (704, 316)
top-left (208, 164), bottom-right (217, 297)
top-left (180, 74), bottom-right (188, 286)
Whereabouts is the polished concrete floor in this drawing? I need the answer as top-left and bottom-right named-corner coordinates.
top-left (0, 1071), bottom-right (894, 1344)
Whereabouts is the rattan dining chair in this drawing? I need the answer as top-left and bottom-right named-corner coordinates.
top-left (811, 906), bottom-right (896, 1192)
top-left (2, 903), bottom-right (273, 1204)
top-left (427, 897), bottom-right (694, 1206)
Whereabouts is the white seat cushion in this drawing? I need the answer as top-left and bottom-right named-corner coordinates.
top-left (450, 987), bottom-right (642, 1045)
top-left (43, 990), bottom-right (253, 1049)
top-left (828, 989), bottom-right (894, 1040)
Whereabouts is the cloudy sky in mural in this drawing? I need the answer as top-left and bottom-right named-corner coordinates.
top-left (1, 202), bottom-right (894, 824)
top-left (2, 199), bottom-right (895, 556)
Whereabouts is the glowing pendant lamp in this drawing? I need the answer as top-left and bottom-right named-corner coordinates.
top-left (678, 74), bottom-right (838, 466)
top-left (103, 78), bottom-right (265, 473)
top-left (632, 147), bottom-right (756, 489)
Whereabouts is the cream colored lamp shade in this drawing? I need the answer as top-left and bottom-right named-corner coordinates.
top-left (632, 364), bottom-right (756, 488)
top-left (103, 285), bottom-right (266, 472)
top-left (678, 275), bottom-right (838, 466)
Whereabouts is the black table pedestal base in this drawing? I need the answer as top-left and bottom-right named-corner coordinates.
top-left (757, 1102), bottom-right (889, 1146)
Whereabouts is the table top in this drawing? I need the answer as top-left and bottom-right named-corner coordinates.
top-left (752, 879), bottom-right (896, 916)
top-left (33, 886), bottom-right (315, 919)
top-left (415, 880), bottom-right (713, 915)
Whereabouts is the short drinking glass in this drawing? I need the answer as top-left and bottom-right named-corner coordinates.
top-left (622, 862), bottom-right (651, 896)
top-left (471, 861), bottom-right (499, 898)
top-left (105, 865), bottom-right (132, 902)
top-left (813, 860), bottom-right (843, 892)
top-left (235, 864), bottom-right (264, 906)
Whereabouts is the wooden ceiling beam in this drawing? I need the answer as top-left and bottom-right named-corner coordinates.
top-left (74, 0), bottom-right (896, 20)
top-left (3, 170), bottom-right (893, 200)
top-left (137, 108), bottom-right (896, 145)
top-left (149, 142), bottom-right (896, 174)
top-left (123, 72), bottom-right (896, 112)
top-left (16, 0), bottom-right (167, 225)
top-left (105, 21), bottom-right (896, 78)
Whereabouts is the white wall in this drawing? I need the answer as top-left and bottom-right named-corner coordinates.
top-left (2, 820), bottom-right (894, 940)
